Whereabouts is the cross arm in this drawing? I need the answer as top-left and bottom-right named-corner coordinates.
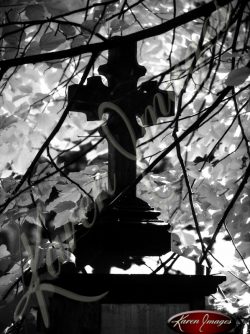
top-left (136, 81), bottom-right (175, 126)
top-left (68, 76), bottom-right (109, 121)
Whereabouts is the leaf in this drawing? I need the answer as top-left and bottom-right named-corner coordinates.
top-left (34, 92), bottom-right (50, 101)
top-left (181, 230), bottom-right (196, 247)
top-left (53, 210), bottom-right (72, 228)
top-left (44, 0), bottom-right (69, 15)
top-left (40, 32), bottom-right (66, 51)
top-left (0, 263), bottom-right (22, 302)
top-left (47, 184), bottom-right (81, 212)
top-left (2, 25), bottom-right (26, 46)
top-left (36, 178), bottom-right (58, 202)
top-left (71, 35), bottom-right (86, 48)
top-left (0, 115), bottom-right (17, 130)
top-left (59, 24), bottom-right (76, 37)
top-left (0, 245), bottom-right (10, 259)
top-left (0, 254), bottom-right (12, 276)
top-left (84, 165), bottom-right (100, 175)
top-left (35, 113), bottom-right (59, 136)
top-left (225, 67), bottom-right (250, 86)
top-left (198, 184), bottom-right (226, 209)
top-left (70, 197), bottom-right (88, 224)
top-left (1, 177), bottom-right (16, 194)
top-left (3, 47), bottom-right (18, 60)
top-left (16, 191), bottom-right (33, 207)
top-left (18, 85), bottom-right (33, 94)
top-left (0, 0), bottom-right (21, 7)
top-left (53, 201), bottom-right (76, 213)
top-left (25, 4), bottom-right (45, 20)
top-left (12, 146), bottom-right (34, 175)
top-left (5, 8), bottom-right (21, 22)
top-left (25, 41), bottom-right (41, 56)
top-left (110, 19), bottom-right (130, 32)
top-left (81, 20), bottom-right (98, 37)
top-left (64, 172), bottom-right (89, 188)
top-left (43, 68), bottom-right (63, 89)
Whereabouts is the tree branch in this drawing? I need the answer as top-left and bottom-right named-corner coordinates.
top-left (0, 0), bottom-right (235, 74)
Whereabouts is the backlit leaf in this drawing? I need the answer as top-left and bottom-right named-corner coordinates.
top-left (110, 19), bottom-right (130, 32)
top-left (25, 4), bottom-right (45, 20)
top-left (53, 210), bottom-right (72, 228)
top-left (225, 67), bottom-right (250, 86)
top-left (81, 20), bottom-right (97, 37)
top-left (0, 115), bottom-right (17, 130)
top-left (40, 32), bottom-right (66, 51)
top-left (25, 41), bottom-right (41, 56)
top-left (59, 24), bottom-right (76, 37)
top-left (53, 201), bottom-right (76, 213)
top-left (12, 146), bottom-right (33, 175)
top-left (2, 25), bottom-right (26, 46)
top-left (47, 184), bottom-right (81, 212)
top-left (71, 35), bottom-right (86, 48)
top-left (18, 85), bottom-right (33, 94)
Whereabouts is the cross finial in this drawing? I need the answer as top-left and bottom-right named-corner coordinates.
top-left (98, 37), bottom-right (146, 93)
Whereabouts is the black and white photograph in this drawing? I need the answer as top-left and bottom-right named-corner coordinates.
top-left (0, 0), bottom-right (249, 333)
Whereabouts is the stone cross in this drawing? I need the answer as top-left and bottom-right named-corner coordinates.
top-left (68, 37), bottom-right (175, 209)
top-left (38, 41), bottom-right (227, 334)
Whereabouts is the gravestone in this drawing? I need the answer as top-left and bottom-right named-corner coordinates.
top-left (69, 37), bottom-right (174, 273)
top-left (39, 37), bottom-right (225, 334)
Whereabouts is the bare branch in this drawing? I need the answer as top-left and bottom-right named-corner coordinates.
top-left (0, 0), bottom-right (235, 75)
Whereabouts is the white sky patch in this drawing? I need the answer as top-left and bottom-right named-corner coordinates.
top-left (208, 208), bottom-right (218, 216)
top-left (216, 71), bottom-right (229, 80)
top-left (221, 303), bottom-right (239, 315)
top-left (84, 265), bottom-right (93, 274)
top-left (39, 77), bottom-right (50, 94)
top-left (201, 166), bottom-right (211, 179)
top-left (238, 291), bottom-right (250, 307)
top-left (170, 255), bottom-right (196, 275)
top-left (25, 36), bottom-right (33, 43)
top-left (233, 125), bottom-right (241, 137)
top-left (243, 323), bottom-right (249, 334)
top-left (205, 94), bottom-right (214, 104)
top-left (213, 236), bottom-right (236, 269)
top-left (110, 264), bottom-right (151, 274)
top-left (110, 253), bottom-right (196, 275)
top-left (229, 144), bottom-right (236, 154)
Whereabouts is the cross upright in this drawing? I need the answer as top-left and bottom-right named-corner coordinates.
top-left (68, 37), bottom-right (175, 214)
top-left (38, 39), bottom-right (227, 334)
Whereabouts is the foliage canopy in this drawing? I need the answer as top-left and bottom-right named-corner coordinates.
top-left (0, 0), bottom-right (250, 332)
